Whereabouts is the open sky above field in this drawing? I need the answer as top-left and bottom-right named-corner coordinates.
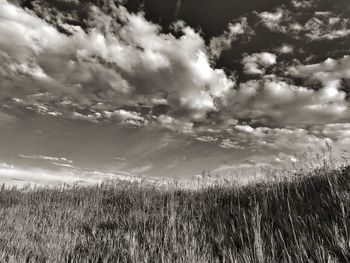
top-left (1, 0), bottom-right (350, 183)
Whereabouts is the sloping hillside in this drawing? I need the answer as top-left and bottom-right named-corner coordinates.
top-left (0, 164), bottom-right (349, 262)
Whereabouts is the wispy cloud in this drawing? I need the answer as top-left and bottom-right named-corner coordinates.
top-left (52, 162), bottom-right (79, 169)
top-left (114, 157), bottom-right (126, 161)
top-left (0, 162), bottom-right (140, 186)
top-left (130, 163), bottom-right (154, 174)
top-left (19, 154), bottom-right (73, 164)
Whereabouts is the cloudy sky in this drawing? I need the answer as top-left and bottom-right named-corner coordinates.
top-left (1, 0), bottom-right (350, 183)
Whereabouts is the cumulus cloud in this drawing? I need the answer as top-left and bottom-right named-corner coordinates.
top-left (258, 8), bottom-right (283, 29)
top-left (2, 0), bottom-right (350, 175)
top-left (225, 125), bottom-right (329, 154)
top-left (276, 44), bottom-right (294, 54)
top-left (289, 56), bottom-right (350, 86)
top-left (219, 139), bottom-right (243, 150)
top-left (157, 115), bottom-right (194, 134)
top-left (104, 109), bottom-right (147, 127)
top-left (241, 52), bottom-right (277, 75)
top-left (10, 97), bottom-right (63, 117)
top-left (256, 8), bottom-right (299, 34)
top-left (195, 136), bottom-right (219, 143)
top-left (222, 74), bottom-right (349, 126)
top-left (209, 17), bottom-right (250, 58)
top-left (288, 56), bottom-right (350, 116)
top-left (256, 8), bottom-right (350, 41)
top-left (291, 0), bottom-right (314, 9)
top-left (311, 123), bottom-right (350, 145)
top-left (0, 0), bottom-right (234, 125)
top-left (72, 111), bottom-right (103, 123)
top-left (304, 12), bottom-right (350, 40)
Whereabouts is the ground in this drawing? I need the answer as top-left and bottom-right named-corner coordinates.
top-left (0, 163), bottom-right (348, 262)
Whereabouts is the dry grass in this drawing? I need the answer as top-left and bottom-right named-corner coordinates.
top-left (0, 159), bottom-right (350, 262)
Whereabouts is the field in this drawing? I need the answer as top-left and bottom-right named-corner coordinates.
top-left (0, 160), bottom-right (350, 262)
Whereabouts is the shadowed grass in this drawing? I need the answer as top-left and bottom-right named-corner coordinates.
top-left (0, 163), bottom-right (350, 262)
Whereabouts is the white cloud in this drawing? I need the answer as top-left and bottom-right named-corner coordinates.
top-left (290, 56), bottom-right (350, 81)
top-left (0, 162), bottom-right (14, 169)
top-left (291, 0), bottom-right (314, 8)
top-left (219, 139), bottom-right (242, 150)
top-left (227, 125), bottom-right (329, 153)
top-left (257, 8), bottom-right (350, 41)
top-left (104, 109), bottom-right (146, 127)
top-left (52, 162), bottom-right (79, 169)
top-left (241, 52), bottom-right (277, 75)
top-left (0, 0), bottom-right (235, 124)
top-left (0, 162), bottom-right (138, 186)
top-left (311, 123), bottom-right (350, 146)
top-left (195, 136), bottom-right (218, 143)
top-left (209, 17), bottom-right (250, 58)
top-left (157, 115), bottom-right (193, 134)
top-left (235, 125), bottom-right (255, 133)
top-left (257, 9), bottom-right (289, 33)
top-left (3, 0), bottom-right (350, 172)
top-left (223, 74), bottom-right (349, 126)
top-left (304, 12), bottom-right (350, 40)
top-left (0, 164), bottom-right (85, 186)
top-left (276, 44), bottom-right (294, 54)
top-left (19, 154), bottom-right (73, 163)
top-left (288, 56), bottom-right (350, 104)
top-left (72, 112), bottom-right (102, 123)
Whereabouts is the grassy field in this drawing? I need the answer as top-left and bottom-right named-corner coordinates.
top-left (0, 161), bottom-right (350, 262)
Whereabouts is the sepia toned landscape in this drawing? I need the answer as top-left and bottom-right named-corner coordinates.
top-left (1, 0), bottom-right (350, 261)
top-left (0, 149), bottom-right (349, 262)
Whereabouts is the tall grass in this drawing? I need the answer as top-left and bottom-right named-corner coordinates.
top-left (0, 154), bottom-right (350, 262)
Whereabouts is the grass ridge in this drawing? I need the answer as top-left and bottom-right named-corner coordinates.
top-left (0, 165), bottom-right (349, 262)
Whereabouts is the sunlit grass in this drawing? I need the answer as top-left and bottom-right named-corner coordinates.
top-left (0, 148), bottom-right (349, 262)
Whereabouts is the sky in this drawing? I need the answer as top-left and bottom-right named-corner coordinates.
top-left (1, 0), bottom-right (350, 184)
